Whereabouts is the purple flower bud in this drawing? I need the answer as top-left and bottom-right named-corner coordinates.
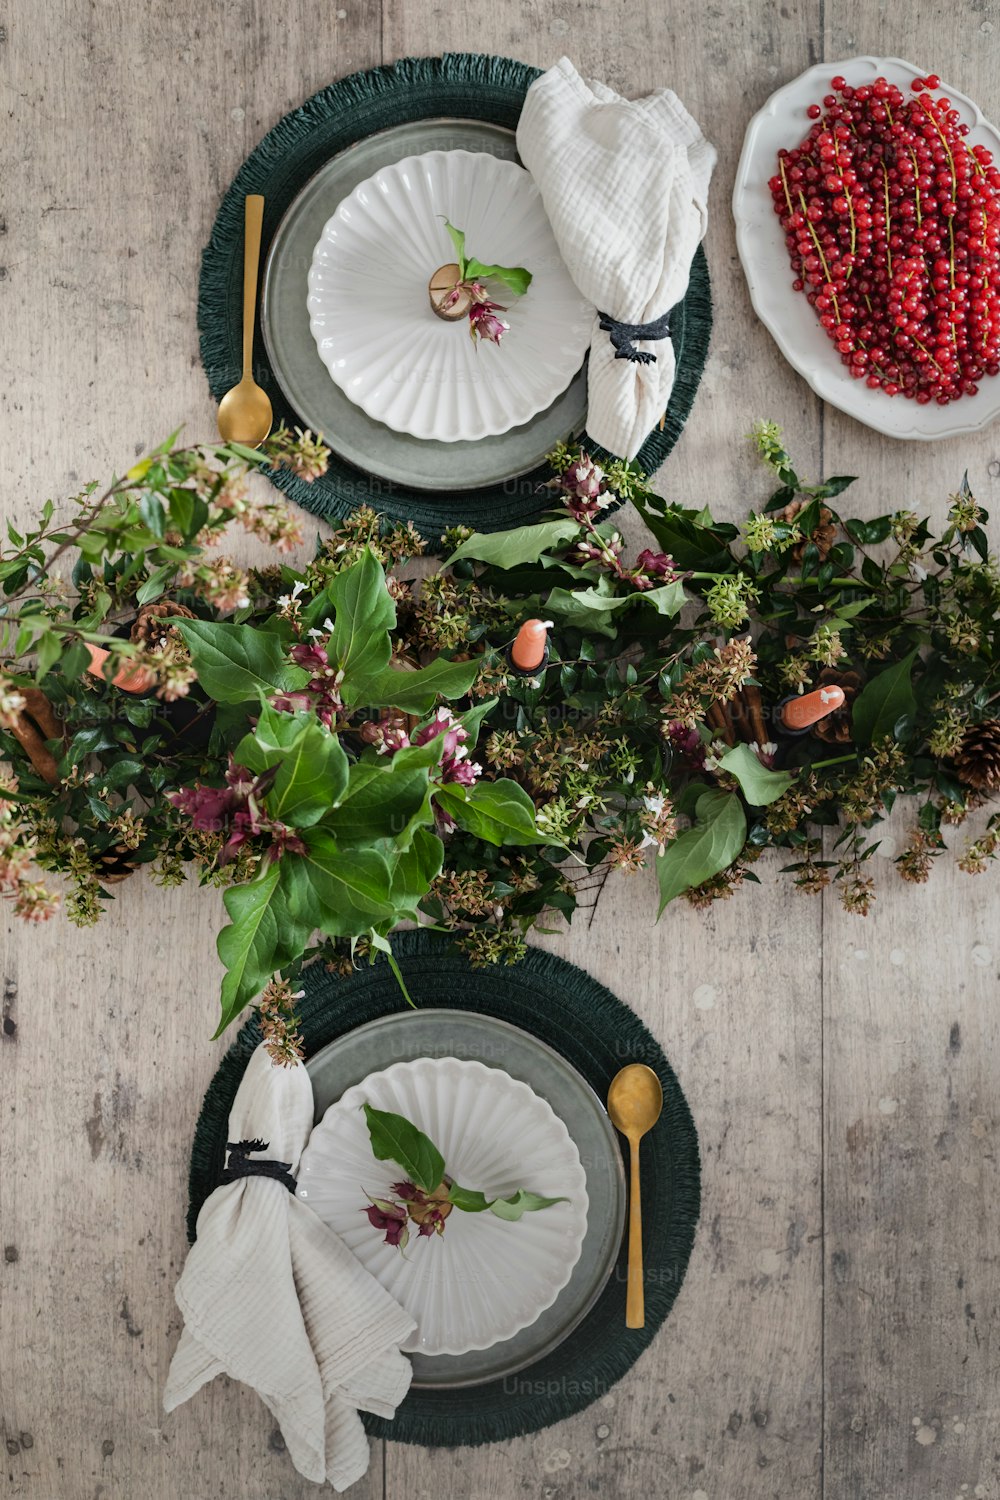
top-left (635, 549), bottom-right (679, 580)
top-left (468, 298), bottom-right (510, 345)
top-left (563, 455), bottom-right (605, 500)
top-left (167, 783), bottom-right (234, 831)
top-left (290, 642), bottom-right (330, 673)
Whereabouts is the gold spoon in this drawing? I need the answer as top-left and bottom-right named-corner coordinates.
top-left (217, 194), bottom-right (273, 447)
top-left (607, 1064), bottom-right (663, 1329)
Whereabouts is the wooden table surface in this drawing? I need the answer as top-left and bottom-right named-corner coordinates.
top-left (2, 4), bottom-right (998, 1497)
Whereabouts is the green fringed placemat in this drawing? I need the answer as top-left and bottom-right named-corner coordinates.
top-left (187, 931), bottom-right (700, 1447)
top-left (198, 53), bottom-right (713, 544)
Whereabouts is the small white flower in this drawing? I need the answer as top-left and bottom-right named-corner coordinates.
top-left (749, 740), bottom-right (779, 766)
top-left (703, 738), bottom-right (729, 773)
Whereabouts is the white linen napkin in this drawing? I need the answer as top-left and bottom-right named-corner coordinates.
top-left (517, 57), bottom-right (716, 460)
top-left (164, 1045), bottom-right (416, 1491)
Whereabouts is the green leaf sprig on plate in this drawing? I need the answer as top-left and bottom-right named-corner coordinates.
top-left (439, 219), bottom-right (532, 346)
top-left (362, 1103), bottom-right (568, 1250)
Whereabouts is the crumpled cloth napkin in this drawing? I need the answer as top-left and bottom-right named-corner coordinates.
top-left (517, 57), bottom-right (716, 460)
top-left (164, 1045), bottom-right (416, 1490)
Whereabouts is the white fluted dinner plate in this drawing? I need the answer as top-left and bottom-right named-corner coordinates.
top-left (298, 1056), bottom-right (589, 1357)
top-left (734, 56), bottom-right (1000, 439)
top-left (307, 150), bottom-right (594, 442)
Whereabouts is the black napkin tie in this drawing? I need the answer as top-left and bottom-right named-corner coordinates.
top-left (597, 308), bottom-right (673, 365)
top-left (220, 1137), bottom-right (298, 1194)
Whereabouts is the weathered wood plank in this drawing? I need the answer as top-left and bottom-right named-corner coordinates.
top-left (0, 0), bottom-right (383, 1495)
top-left (817, 11), bottom-right (1000, 1496)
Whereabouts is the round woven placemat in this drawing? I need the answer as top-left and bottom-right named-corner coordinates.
top-left (198, 53), bottom-right (713, 545)
top-left (187, 931), bottom-right (700, 1447)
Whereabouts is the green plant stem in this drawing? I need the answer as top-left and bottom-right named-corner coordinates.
top-left (811, 752), bottom-right (859, 771)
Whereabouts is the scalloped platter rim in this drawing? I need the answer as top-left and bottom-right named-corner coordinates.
top-left (307, 149), bottom-right (594, 443)
top-left (733, 55), bottom-right (1000, 440)
top-left (297, 1055), bottom-right (590, 1357)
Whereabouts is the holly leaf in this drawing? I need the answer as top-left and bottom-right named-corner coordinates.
top-left (436, 778), bottom-right (545, 846)
top-left (851, 651), bottom-right (918, 746)
top-left (176, 620), bottom-right (308, 705)
top-left (363, 1104), bottom-right (445, 1194)
top-left (326, 549), bottom-right (395, 698)
top-left (716, 744), bottom-right (794, 806)
top-left (655, 790), bottom-right (747, 914)
top-left (449, 519), bottom-right (580, 569)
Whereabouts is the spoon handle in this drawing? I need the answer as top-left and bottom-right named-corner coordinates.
top-left (240, 195), bottom-right (265, 381)
top-left (626, 1135), bottom-right (644, 1328)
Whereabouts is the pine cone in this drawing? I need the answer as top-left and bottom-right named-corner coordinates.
top-left (130, 601), bottom-right (195, 648)
top-left (782, 500), bottom-right (837, 564)
top-left (95, 843), bottom-right (139, 885)
top-left (812, 668), bottom-right (864, 744)
top-left (953, 719), bottom-right (1000, 792)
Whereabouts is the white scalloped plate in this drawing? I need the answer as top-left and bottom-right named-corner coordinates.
top-left (734, 56), bottom-right (1000, 440)
top-left (297, 1057), bottom-right (589, 1357)
top-left (307, 150), bottom-right (593, 442)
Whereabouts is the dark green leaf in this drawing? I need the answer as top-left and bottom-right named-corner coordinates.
top-left (851, 651), bottom-right (918, 746)
top-left (326, 741), bottom-right (440, 847)
top-left (656, 790), bottom-right (747, 914)
top-left (818, 475), bottom-right (856, 497)
top-left (136, 563), bottom-right (176, 606)
top-left (388, 826), bottom-right (444, 917)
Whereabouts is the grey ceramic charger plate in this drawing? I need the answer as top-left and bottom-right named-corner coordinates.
top-left (260, 118), bottom-right (587, 493)
top-left (303, 1007), bottom-right (626, 1391)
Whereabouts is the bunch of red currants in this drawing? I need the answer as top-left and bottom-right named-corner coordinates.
top-left (769, 73), bottom-right (1000, 404)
